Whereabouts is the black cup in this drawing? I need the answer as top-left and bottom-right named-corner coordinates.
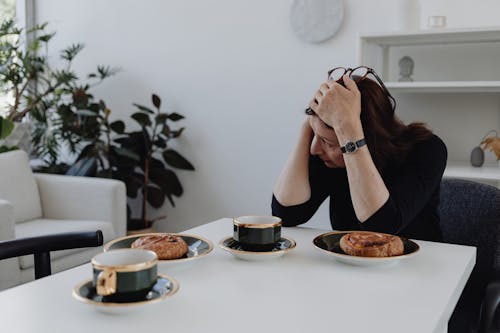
top-left (91, 249), bottom-right (158, 301)
top-left (233, 216), bottom-right (282, 251)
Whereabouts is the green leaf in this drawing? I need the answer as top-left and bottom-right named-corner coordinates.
top-left (154, 138), bottom-right (166, 148)
top-left (0, 117), bottom-right (14, 140)
top-left (114, 147), bottom-right (140, 161)
top-left (60, 43), bottom-right (84, 61)
top-left (146, 185), bottom-right (165, 208)
top-left (150, 157), bottom-right (165, 169)
top-left (149, 167), bottom-right (183, 197)
top-left (162, 124), bottom-right (171, 136)
top-left (38, 33), bottom-right (55, 43)
top-left (152, 94), bottom-right (161, 109)
top-left (133, 103), bottom-right (154, 114)
top-left (171, 127), bottom-right (185, 138)
top-left (168, 113), bottom-right (185, 121)
top-left (0, 145), bottom-right (17, 153)
top-left (124, 172), bottom-right (144, 198)
top-left (97, 65), bottom-right (119, 79)
top-left (110, 120), bottom-right (125, 134)
top-left (155, 113), bottom-right (168, 124)
top-left (131, 112), bottom-right (152, 127)
top-left (162, 149), bottom-right (195, 170)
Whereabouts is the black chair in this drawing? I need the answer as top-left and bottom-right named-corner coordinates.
top-left (0, 230), bottom-right (103, 280)
top-left (439, 178), bottom-right (500, 333)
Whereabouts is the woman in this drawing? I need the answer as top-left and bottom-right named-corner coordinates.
top-left (272, 66), bottom-right (447, 241)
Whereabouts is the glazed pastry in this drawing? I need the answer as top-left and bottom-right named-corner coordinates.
top-left (339, 231), bottom-right (404, 257)
top-left (131, 234), bottom-right (188, 260)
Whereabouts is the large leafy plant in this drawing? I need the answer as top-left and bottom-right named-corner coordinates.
top-left (0, 19), bottom-right (115, 153)
top-left (62, 93), bottom-right (195, 230)
top-left (31, 82), bottom-right (120, 172)
top-left (114, 94), bottom-right (195, 230)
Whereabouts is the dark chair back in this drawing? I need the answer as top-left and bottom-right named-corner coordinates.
top-left (439, 178), bottom-right (500, 333)
top-left (0, 230), bottom-right (103, 279)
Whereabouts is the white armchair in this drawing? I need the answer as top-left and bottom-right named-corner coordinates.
top-left (0, 150), bottom-right (126, 290)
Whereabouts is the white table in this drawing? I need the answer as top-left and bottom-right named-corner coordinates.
top-left (0, 218), bottom-right (475, 333)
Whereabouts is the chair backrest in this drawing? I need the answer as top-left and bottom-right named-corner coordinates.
top-left (439, 178), bottom-right (500, 333)
top-left (0, 150), bottom-right (42, 223)
top-left (439, 178), bottom-right (500, 275)
top-left (0, 230), bottom-right (103, 279)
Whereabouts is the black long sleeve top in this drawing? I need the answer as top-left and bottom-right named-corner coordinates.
top-left (272, 135), bottom-right (447, 242)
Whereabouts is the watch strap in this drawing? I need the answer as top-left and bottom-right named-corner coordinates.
top-left (341, 138), bottom-right (367, 154)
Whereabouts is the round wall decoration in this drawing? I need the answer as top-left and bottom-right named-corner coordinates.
top-left (290, 0), bottom-right (344, 44)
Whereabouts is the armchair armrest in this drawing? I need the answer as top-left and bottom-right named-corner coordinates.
top-left (0, 199), bottom-right (15, 241)
top-left (480, 277), bottom-right (500, 333)
top-left (34, 174), bottom-right (126, 237)
top-left (0, 198), bottom-right (19, 290)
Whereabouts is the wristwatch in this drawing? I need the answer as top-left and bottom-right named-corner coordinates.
top-left (340, 138), bottom-right (366, 154)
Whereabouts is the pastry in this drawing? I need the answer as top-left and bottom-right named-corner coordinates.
top-left (131, 234), bottom-right (188, 260)
top-left (339, 231), bottom-right (404, 257)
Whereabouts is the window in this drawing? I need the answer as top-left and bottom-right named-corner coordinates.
top-left (0, 0), bottom-right (16, 21)
top-left (0, 0), bottom-right (16, 116)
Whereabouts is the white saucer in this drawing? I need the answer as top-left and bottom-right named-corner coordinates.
top-left (72, 274), bottom-right (179, 314)
top-left (219, 236), bottom-right (296, 261)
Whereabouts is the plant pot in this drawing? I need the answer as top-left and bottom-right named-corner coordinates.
top-left (127, 226), bottom-right (156, 236)
top-left (126, 219), bottom-right (157, 236)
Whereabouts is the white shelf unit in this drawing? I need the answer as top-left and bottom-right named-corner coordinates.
top-left (357, 27), bottom-right (500, 183)
top-left (385, 81), bottom-right (500, 93)
top-left (444, 162), bottom-right (500, 181)
top-left (358, 27), bottom-right (500, 90)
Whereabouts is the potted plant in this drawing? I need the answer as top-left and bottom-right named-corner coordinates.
top-left (113, 94), bottom-right (195, 232)
top-left (40, 93), bottom-right (194, 232)
top-left (0, 19), bottom-right (116, 153)
top-left (30, 83), bottom-right (122, 173)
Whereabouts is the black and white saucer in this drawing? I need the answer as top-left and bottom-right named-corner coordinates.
top-left (219, 236), bottom-right (296, 261)
top-left (72, 274), bottom-right (179, 314)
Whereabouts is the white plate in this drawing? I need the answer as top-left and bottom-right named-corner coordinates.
top-left (313, 231), bottom-right (420, 267)
top-left (72, 274), bottom-right (179, 314)
top-left (219, 236), bottom-right (296, 261)
top-left (103, 233), bottom-right (214, 268)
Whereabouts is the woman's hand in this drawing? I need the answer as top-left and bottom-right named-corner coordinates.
top-left (309, 75), bottom-right (362, 133)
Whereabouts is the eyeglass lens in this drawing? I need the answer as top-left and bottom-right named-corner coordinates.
top-left (328, 67), bottom-right (369, 81)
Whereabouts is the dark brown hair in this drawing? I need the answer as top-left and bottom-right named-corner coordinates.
top-left (356, 76), bottom-right (433, 170)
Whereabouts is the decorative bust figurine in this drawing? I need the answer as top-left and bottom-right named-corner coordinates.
top-left (398, 56), bottom-right (414, 82)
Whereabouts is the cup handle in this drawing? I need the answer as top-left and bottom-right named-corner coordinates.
top-left (96, 268), bottom-right (117, 296)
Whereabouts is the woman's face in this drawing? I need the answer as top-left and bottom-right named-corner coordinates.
top-left (308, 116), bottom-right (345, 168)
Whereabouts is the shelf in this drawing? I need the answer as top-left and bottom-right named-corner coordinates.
top-left (444, 162), bottom-right (500, 181)
top-left (385, 81), bottom-right (500, 93)
top-left (359, 27), bottom-right (500, 46)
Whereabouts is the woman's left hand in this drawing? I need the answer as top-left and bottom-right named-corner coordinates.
top-left (309, 74), bottom-right (362, 132)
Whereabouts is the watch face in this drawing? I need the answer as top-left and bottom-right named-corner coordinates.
top-left (345, 142), bottom-right (356, 152)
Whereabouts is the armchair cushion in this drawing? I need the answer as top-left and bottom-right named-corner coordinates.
top-left (0, 150), bottom-right (42, 223)
top-left (35, 174), bottom-right (126, 237)
top-left (15, 218), bottom-right (115, 270)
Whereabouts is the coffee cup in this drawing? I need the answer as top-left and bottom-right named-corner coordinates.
top-left (233, 215), bottom-right (282, 251)
top-left (91, 249), bottom-right (158, 301)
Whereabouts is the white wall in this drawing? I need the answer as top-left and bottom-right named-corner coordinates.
top-left (35, 0), bottom-right (500, 232)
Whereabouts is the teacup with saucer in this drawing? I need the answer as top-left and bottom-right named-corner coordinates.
top-left (219, 216), bottom-right (296, 260)
top-left (72, 249), bottom-right (179, 313)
